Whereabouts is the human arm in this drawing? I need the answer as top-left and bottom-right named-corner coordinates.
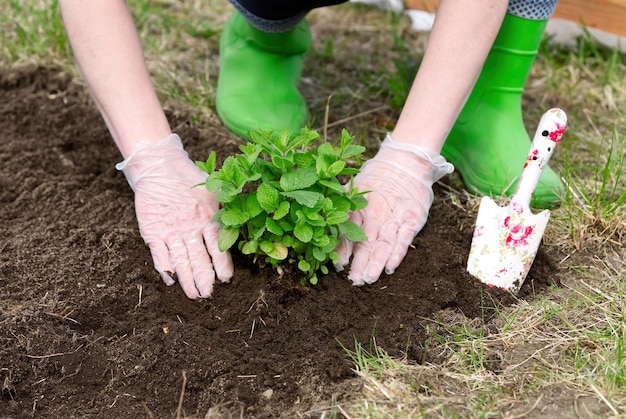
top-left (59, 0), bottom-right (233, 298)
top-left (59, 0), bottom-right (170, 156)
top-left (336, 0), bottom-right (509, 284)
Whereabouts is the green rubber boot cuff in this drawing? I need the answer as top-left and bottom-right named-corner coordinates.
top-left (216, 11), bottom-right (311, 139)
top-left (442, 13), bottom-right (564, 209)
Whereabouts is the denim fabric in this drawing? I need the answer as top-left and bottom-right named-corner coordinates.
top-left (229, 0), bottom-right (346, 32)
top-left (229, 0), bottom-right (559, 33)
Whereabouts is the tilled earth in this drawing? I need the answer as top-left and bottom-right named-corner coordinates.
top-left (0, 65), bottom-right (559, 418)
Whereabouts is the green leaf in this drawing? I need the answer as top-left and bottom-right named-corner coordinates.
top-left (251, 224), bottom-right (266, 240)
top-left (313, 246), bottom-right (326, 262)
top-left (270, 242), bottom-right (289, 260)
top-left (298, 259), bottom-right (311, 272)
top-left (315, 153), bottom-right (334, 178)
top-left (281, 190), bottom-right (323, 208)
top-left (195, 151), bottom-right (216, 173)
top-left (257, 183), bottom-right (280, 212)
top-left (259, 241), bottom-right (288, 261)
top-left (248, 129), bottom-right (274, 149)
top-left (322, 237), bottom-right (339, 253)
top-left (330, 196), bottom-right (351, 212)
top-left (271, 155), bottom-right (293, 170)
top-left (327, 161), bottom-right (346, 177)
top-left (349, 194), bottom-right (369, 211)
top-left (294, 152), bottom-right (315, 168)
top-left (217, 187), bottom-right (241, 204)
top-left (339, 168), bottom-right (360, 176)
top-left (294, 223), bottom-right (313, 243)
top-left (234, 154), bottom-right (253, 173)
top-left (313, 235), bottom-right (331, 248)
top-left (282, 235), bottom-right (294, 247)
top-left (220, 208), bottom-right (249, 226)
top-left (313, 226), bottom-right (326, 239)
top-left (291, 238), bottom-right (306, 253)
top-left (307, 197), bottom-right (327, 212)
top-left (259, 241), bottom-right (274, 253)
top-left (320, 265), bottom-right (329, 275)
top-left (305, 211), bottom-right (323, 222)
top-left (341, 144), bottom-right (366, 159)
top-left (247, 172), bottom-right (263, 183)
top-left (340, 129), bottom-right (353, 149)
top-left (306, 218), bottom-right (325, 228)
top-left (290, 128), bottom-right (320, 150)
top-left (265, 218), bottom-right (284, 235)
top-left (245, 193), bottom-right (263, 218)
top-left (241, 240), bottom-right (258, 255)
top-left (273, 200), bottom-right (290, 220)
top-left (220, 156), bottom-right (247, 188)
top-left (318, 179), bottom-right (346, 193)
top-left (204, 177), bottom-right (223, 193)
top-left (218, 227), bottom-right (239, 251)
top-left (321, 197), bottom-right (334, 212)
top-left (317, 142), bottom-right (337, 157)
top-left (339, 221), bottom-right (367, 242)
top-left (325, 210), bottom-right (349, 225)
top-left (277, 128), bottom-right (292, 152)
top-left (239, 143), bottom-right (262, 161)
top-left (279, 220), bottom-right (294, 232)
top-left (257, 160), bottom-right (281, 180)
top-left (280, 167), bottom-right (318, 191)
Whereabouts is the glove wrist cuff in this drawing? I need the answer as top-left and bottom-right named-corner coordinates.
top-left (115, 133), bottom-right (183, 191)
top-left (381, 133), bottom-right (454, 182)
top-left (115, 133), bottom-right (181, 171)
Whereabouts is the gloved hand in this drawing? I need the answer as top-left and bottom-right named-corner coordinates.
top-left (116, 134), bottom-right (234, 299)
top-left (335, 133), bottom-right (454, 285)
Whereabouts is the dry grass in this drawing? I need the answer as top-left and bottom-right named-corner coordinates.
top-left (1, 1), bottom-right (625, 417)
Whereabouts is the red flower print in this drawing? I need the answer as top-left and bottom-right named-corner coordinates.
top-left (549, 123), bottom-right (566, 144)
top-left (505, 224), bottom-right (534, 247)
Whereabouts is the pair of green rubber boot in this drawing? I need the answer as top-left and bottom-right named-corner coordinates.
top-left (215, 12), bottom-right (564, 209)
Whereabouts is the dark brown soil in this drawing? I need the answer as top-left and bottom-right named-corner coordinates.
top-left (0, 65), bottom-right (560, 418)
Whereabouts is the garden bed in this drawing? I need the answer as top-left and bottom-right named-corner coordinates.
top-left (0, 65), bottom-right (560, 418)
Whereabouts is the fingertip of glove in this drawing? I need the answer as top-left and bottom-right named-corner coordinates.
top-left (362, 275), bottom-right (378, 285)
top-left (216, 263), bottom-right (234, 283)
top-left (218, 275), bottom-right (232, 284)
top-left (198, 288), bottom-right (214, 299)
top-left (160, 270), bottom-right (176, 286)
top-left (348, 273), bottom-right (365, 286)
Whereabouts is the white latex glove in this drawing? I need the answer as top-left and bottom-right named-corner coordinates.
top-left (116, 134), bottom-right (234, 299)
top-left (335, 133), bottom-right (454, 285)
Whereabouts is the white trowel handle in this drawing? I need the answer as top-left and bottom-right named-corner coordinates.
top-left (512, 108), bottom-right (567, 208)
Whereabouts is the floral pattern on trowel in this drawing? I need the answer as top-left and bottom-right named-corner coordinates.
top-left (467, 108), bottom-right (568, 293)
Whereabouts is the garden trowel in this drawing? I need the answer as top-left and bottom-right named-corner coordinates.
top-left (467, 108), bottom-right (567, 293)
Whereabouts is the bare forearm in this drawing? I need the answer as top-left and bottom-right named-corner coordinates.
top-left (59, 0), bottom-right (171, 158)
top-left (392, 0), bottom-right (508, 152)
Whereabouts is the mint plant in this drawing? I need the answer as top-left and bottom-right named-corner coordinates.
top-left (196, 128), bottom-right (368, 285)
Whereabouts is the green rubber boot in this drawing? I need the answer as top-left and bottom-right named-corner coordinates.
top-left (442, 13), bottom-right (564, 209)
top-left (216, 11), bottom-right (311, 139)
